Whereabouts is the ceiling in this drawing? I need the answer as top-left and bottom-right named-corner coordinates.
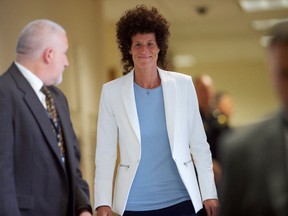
top-left (102, 0), bottom-right (288, 70)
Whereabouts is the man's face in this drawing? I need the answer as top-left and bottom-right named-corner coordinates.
top-left (46, 32), bottom-right (69, 85)
top-left (268, 44), bottom-right (288, 111)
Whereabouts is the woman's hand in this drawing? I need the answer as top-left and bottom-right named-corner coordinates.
top-left (203, 199), bottom-right (220, 216)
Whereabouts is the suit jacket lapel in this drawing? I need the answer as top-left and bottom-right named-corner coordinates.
top-left (53, 94), bottom-right (75, 173)
top-left (265, 114), bottom-right (288, 214)
top-left (9, 64), bottom-right (66, 168)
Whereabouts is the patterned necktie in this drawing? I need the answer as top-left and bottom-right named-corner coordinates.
top-left (41, 86), bottom-right (66, 162)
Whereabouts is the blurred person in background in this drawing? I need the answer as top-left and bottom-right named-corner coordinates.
top-left (194, 75), bottom-right (222, 160)
top-left (219, 21), bottom-right (288, 216)
top-left (194, 75), bottom-right (226, 187)
top-left (211, 91), bottom-right (234, 188)
top-left (214, 91), bottom-right (234, 130)
top-left (194, 75), bottom-right (215, 134)
top-left (94, 5), bottom-right (219, 216)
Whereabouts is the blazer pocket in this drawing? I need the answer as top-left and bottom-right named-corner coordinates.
top-left (183, 159), bottom-right (193, 167)
top-left (17, 195), bottom-right (35, 210)
top-left (119, 164), bottom-right (130, 169)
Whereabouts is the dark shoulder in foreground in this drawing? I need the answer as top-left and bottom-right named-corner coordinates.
top-left (219, 113), bottom-right (281, 153)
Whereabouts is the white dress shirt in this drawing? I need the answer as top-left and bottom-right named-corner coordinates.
top-left (14, 61), bottom-right (47, 109)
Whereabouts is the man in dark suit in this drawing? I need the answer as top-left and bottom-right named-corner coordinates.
top-left (0, 19), bottom-right (92, 216)
top-left (219, 22), bottom-right (288, 216)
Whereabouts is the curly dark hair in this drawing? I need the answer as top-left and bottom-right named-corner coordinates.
top-left (116, 4), bottom-right (170, 75)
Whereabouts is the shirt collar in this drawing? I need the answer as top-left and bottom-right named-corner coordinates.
top-left (14, 61), bottom-right (44, 92)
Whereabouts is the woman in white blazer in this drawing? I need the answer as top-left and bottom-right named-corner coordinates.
top-left (94, 5), bottom-right (219, 216)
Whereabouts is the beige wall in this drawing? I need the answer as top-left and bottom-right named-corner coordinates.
top-left (184, 59), bottom-right (279, 126)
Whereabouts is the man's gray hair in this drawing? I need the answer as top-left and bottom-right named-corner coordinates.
top-left (16, 19), bottom-right (66, 59)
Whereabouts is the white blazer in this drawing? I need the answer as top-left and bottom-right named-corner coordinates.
top-left (94, 68), bottom-right (217, 215)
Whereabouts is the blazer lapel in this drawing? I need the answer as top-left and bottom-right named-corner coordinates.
top-left (159, 69), bottom-right (176, 151)
top-left (121, 71), bottom-right (141, 144)
top-left (10, 64), bottom-right (66, 168)
top-left (120, 68), bottom-right (177, 151)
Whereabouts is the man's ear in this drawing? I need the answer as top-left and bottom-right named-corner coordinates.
top-left (43, 48), bottom-right (53, 63)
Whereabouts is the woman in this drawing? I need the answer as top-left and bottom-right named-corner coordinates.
top-left (94, 5), bottom-right (219, 216)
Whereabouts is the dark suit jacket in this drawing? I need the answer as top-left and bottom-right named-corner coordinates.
top-left (0, 63), bottom-right (91, 216)
top-left (219, 112), bottom-right (288, 216)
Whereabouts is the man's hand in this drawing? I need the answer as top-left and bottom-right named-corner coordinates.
top-left (96, 206), bottom-right (113, 216)
top-left (203, 199), bottom-right (220, 216)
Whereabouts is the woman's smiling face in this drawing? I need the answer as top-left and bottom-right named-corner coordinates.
top-left (130, 33), bottom-right (160, 70)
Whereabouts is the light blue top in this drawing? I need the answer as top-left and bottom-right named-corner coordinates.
top-left (125, 83), bottom-right (190, 211)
